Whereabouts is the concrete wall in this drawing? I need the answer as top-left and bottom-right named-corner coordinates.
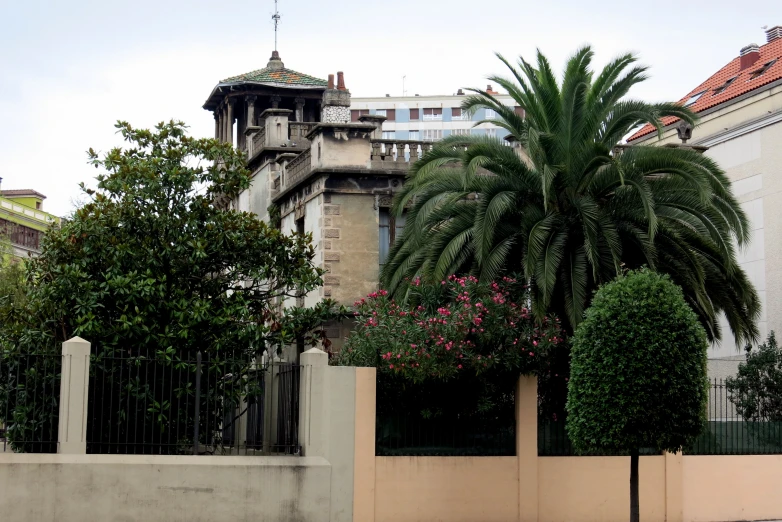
top-left (0, 454), bottom-right (331, 522)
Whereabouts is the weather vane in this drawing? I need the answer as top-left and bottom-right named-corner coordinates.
top-left (272, 0), bottom-right (281, 51)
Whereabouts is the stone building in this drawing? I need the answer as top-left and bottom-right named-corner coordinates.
top-left (628, 25), bottom-right (782, 379)
top-left (203, 51), bottom-right (432, 350)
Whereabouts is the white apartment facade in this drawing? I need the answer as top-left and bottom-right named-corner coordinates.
top-left (350, 86), bottom-right (522, 142)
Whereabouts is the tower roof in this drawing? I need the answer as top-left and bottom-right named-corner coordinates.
top-left (203, 51), bottom-right (327, 110)
top-left (221, 51), bottom-right (327, 87)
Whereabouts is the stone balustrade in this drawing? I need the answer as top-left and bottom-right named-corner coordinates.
top-left (284, 149), bottom-right (311, 189)
top-left (289, 122), bottom-right (316, 146)
top-left (251, 126), bottom-right (267, 156)
top-left (370, 140), bottom-right (432, 164)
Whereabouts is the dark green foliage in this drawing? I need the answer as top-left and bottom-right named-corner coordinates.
top-left (727, 332), bottom-right (782, 422)
top-left (382, 47), bottom-right (759, 347)
top-left (0, 121), bottom-right (341, 452)
top-left (567, 269), bottom-right (709, 454)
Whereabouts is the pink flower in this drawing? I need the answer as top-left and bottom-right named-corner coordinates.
top-left (397, 354), bottom-right (401, 359)
top-left (533, 340), bottom-right (538, 346)
top-left (529, 352), bottom-right (534, 356)
top-left (457, 364), bottom-right (463, 369)
top-left (389, 364), bottom-right (394, 369)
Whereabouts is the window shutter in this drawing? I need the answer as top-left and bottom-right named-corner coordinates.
top-left (410, 109), bottom-right (419, 120)
top-left (452, 108), bottom-right (461, 117)
top-left (386, 109), bottom-right (396, 121)
top-left (351, 110), bottom-right (360, 122)
top-left (433, 108), bottom-right (442, 116)
top-left (514, 106), bottom-right (525, 117)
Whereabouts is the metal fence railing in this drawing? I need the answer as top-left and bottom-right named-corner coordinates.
top-left (376, 412), bottom-right (515, 456)
top-left (0, 352), bottom-right (62, 453)
top-left (537, 418), bottom-right (660, 456)
top-left (686, 379), bottom-right (782, 455)
top-left (86, 348), bottom-right (300, 455)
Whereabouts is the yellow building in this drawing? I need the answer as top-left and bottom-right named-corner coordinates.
top-left (0, 184), bottom-right (61, 259)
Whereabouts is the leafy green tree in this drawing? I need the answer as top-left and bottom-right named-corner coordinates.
top-left (0, 121), bottom-right (338, 452)
top-left (382, 46), bottom-right (759, 346)
top-left (567, 269), bottom-right (708, 522)
top-left (727, 332), bottom-right (782, 422)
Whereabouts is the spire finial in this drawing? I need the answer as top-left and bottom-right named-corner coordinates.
top-left (272, 0), bottom-right (281, 51)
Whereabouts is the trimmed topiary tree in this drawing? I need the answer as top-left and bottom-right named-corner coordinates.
top-left (566, 269), bottom-right (710, 522)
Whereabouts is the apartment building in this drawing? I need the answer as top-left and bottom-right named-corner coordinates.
top-left (350, 87), bottom-right (521, 142)
top-left (0, 181), bottom-right (60, 259)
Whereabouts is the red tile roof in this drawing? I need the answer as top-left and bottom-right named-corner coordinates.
top-left (627, 38), bottom-right (782, 142)
top-left (1, 189), bottom-right (46, 199)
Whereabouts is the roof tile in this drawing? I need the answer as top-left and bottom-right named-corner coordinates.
top-left (628, 38), bottom-right (782, 141)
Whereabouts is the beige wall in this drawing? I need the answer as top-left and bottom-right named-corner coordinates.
top-left (0, 454), bottom-right (331, 522)
top-left (683, 455), bottom-right (782, 522)
top-left (538, 456), bottom-right (667, 522)
top-left (375, 457), bottom-right (520, 522)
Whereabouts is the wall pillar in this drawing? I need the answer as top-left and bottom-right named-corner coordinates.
top-left (57, 336), bottom-right (91, 454)
top-left (665, 451), bottom-right (684, 522)
top-left (516, 375), bottom-right (538, 522)
top-left (353, 368), bottom-right (376, 522)
top-left (299, 348), bottom-right (329, 458)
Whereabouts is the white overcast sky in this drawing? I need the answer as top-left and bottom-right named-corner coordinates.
top-left (1, 0), bottom-right (778, 217)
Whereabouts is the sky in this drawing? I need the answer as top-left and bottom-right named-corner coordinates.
top-left (0, 0), bottom-right (778, 217)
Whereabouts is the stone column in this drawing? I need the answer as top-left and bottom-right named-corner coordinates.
top-left (246, 95), bottom-right (257, 127)
top-left (271, 95), bottom-right (282, 109)
top-left (294, 97), bottom-right (305, 122)
top-left (57, 336), bottom-right (91, 454)
top-left (226, 98), bottom-right (235, 147)
top-left (214, 111), bottom-right (220, 140)
top-left (299, 348), bottom-right (328, 458)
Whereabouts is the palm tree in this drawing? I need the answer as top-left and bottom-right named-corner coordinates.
top-left (382, 46), bottom-right (759, 345)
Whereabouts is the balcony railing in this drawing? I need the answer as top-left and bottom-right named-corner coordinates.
top-left (289, 122), bottom-right (316, 146)
top-left (251, 126), bottom-right (267, 155)
top-left (284, 149), bottom-right (312, 189)
top-left (370, 140), bottom-right (433, 165)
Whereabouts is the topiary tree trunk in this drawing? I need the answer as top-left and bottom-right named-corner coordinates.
top-left (630, 448), bottom-right (639, 522)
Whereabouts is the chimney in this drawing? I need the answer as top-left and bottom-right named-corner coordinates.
top-left (767, 26), bottom-right (782, 43)
top-left (337, 71), bottom-right (346, 91)
top-left (457, 89), bottom-right (465, 95)
top-left (327, 74), bottom-right (335, 89)
top-left (740, 44), bottom-right (761, 70)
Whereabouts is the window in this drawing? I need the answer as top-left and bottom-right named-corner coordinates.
top-left (485, 109), bottom-right (497, 119)
top-left (451, 128), bottom-right (471, 136)
top-left (385, 109), bottom-right (395, 121)
top-left (375, 109), bottom-right (387, 117)
top-left (712, 77), bottom-right (737, 95)
top-left (423, 108), bottom-right (443, 121)
top-left (35, 202), bottom-right (41, 210)
top-left (382, 131), bottom-right (396, 139)
top-left (684, 90), bottom-right (707, 106)
top-left (514, 106), bottom-right (525, 117)
top-left (351, 109), bottom-right (369, 122)
top-left (749, 59), bottom-right (777, 80)
top-left (452, 108), bottom-right (468, 120)
top-left (422, 129), bottom-right (443, 141)
top-left (409, 108), bottom-right (420, 120)
top-left (486, 128), bottom-right (497, 138)
top-left (379, 209), bottom-right (406, 269)
top-left (408, 130), bottom-right (420, 141)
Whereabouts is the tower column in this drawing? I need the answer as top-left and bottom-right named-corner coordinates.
top-left (226, 98), bottom-right (235, 147)
top-left (294, 97), bottom-right (305, 122)
top-left (214, 111), bottom-right (220, 140)
top-left (271, 95), bottom-right (281, 109)
top-left (246, 95), bottom-right (257, 127)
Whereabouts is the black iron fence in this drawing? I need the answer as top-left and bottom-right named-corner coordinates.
top-left (86, 348), bottom-right (300, 455)
top-left (686, 379), bottom-right (782, 455)
top-left (376, 412), bottom-right (515, 456)
top-left (0, 352), bottom-right (61, 453)
top-left (538, 418), bottom-right (659, 456)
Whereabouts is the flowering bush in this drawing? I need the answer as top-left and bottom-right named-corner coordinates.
top-left (336, 275), bottom-right (564, 383)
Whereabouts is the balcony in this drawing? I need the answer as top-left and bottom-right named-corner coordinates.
top-left (370, 140), bottom-right (433, 166)
top-left (284, 149), bottom-right (311, 189)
